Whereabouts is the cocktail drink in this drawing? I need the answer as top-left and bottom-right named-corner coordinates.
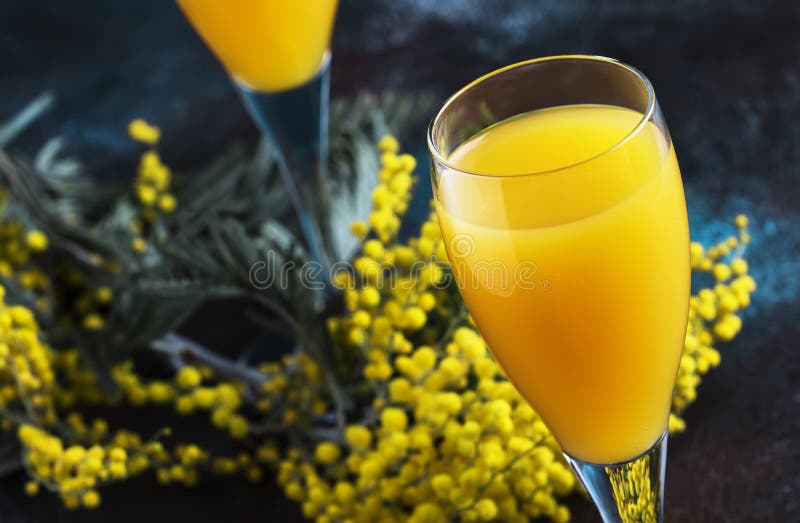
top-left (176, 0), bottom-right (338, 92)
top-left (428, 56), bottom-right (690, 522)
top-left (176, 0), bottom-right (341, 266)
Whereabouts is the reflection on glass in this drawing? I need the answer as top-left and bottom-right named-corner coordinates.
top-left (428, 56), bottom-right (690, 522)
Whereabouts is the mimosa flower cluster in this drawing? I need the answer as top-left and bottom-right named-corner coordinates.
top-left (9, 327), bottom-right (289, 508)
top-left (128, 118), bottom-right (177, 254)
top-left (0, 120), bottom-right (755, 522)
top-left (670, 214), bottom-right (756, 430)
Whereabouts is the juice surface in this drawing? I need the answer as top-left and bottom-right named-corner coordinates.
top-left (176, 0), bottom-right (339, 92)
top-left (437, 104), bottom-right (690, 463)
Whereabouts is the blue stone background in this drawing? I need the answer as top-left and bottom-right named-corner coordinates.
top-left (0, 0), bottom-right (798, 521)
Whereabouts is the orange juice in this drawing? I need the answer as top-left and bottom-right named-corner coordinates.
top-left (437, 104), bottom-right (690, 463)
top-left (176, 0), bottom-right (339, 92)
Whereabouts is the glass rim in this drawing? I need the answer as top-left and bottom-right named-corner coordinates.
top-left (426, 54), bottom-right (657, 178)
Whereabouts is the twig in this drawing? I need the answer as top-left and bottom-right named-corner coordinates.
top-left (323, 367), bottom-right (348, 435)
top-left (0, 92), bottom-right (55, 147)
top-left (149, 332), bottom-right (268, 389)
top-left (296, 331), bottom-right (350, 437)
top-left (438, 298), bottom-right (469, 345)
top-left (457, 445), bottom-right (537, 513)
top-left (248, 421), bottom-right (342, 444)
top-left (150, 330), bottom-right (351, 439)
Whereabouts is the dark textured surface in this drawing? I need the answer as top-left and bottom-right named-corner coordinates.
top-left (0, 0), bottom-right (799, 521)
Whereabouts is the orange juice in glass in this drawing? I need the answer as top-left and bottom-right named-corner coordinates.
top-left (176, 0), bottom-right (339, 92)
top-left (428, 56), bottom-right (690, 522)
top-left (176, 0), bottom-right (341, 268)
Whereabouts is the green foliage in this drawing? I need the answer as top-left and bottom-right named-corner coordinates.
top-left (0, 92), bottom-right (435, 395)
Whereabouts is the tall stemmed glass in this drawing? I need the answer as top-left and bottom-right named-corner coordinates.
top-left (176, 0), bottom-right (340, 268)
top-left (428, 56), bottom-right (690, 522)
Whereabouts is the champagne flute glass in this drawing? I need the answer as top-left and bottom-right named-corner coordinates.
top-left (176, 0), bottom-right (340, 268)
top-left (427, 55), bottom-right (690, 522)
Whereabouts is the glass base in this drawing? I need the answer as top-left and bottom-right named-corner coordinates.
top-left (564, 432), bottom-right (667, 523)
top-left (236, 53), bottom-right (332, 271)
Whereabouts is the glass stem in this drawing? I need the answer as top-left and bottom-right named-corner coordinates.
top-left (564, 432), bottom-right (667, 523)
top-left (236, 53), bottom-right (333, 274)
